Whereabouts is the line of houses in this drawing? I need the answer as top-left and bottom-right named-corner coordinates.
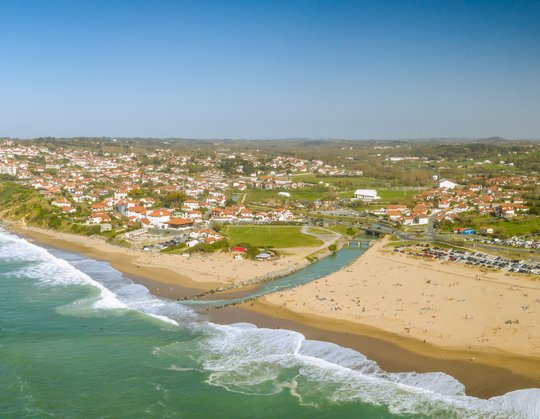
top-left (368, 176), bottom-right (537, 226)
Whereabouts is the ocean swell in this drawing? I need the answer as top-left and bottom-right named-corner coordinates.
top-left (200, 322), bottom-right (540, 418)
top-left (0, 229), bottom-right (192, 324)
top-left (2, 229), bottom-right (540, 418)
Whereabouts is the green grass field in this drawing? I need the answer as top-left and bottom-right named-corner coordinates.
top-left (377, 189), bottom-right (420, 201)
top-left (222, 225), bottom-right (323, 248)
top-left (244, 189), bottom-right (282, 202)
top-left (496, 217), bottom-right (540, 236)
top-left (307, 227), bottom-right (333, 235)
top-left (454, 215), bottom-right (540, 238)
top-left (338, 188), bottom-right (420, 202)
top-left (292, 174), bottom-right (387, 188)
top-left (324, 224), bottom-right (358, 236)
top-left (247, 185), bottom-right (420, 204)
top-left (245, 188), bottom-right (324, 203)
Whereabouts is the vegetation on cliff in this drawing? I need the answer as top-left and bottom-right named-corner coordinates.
top-left (0, 181), bottom-right (100, 235)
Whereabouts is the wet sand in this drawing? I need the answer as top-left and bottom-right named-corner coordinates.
top-left (206, 305), bottom-right (540, 399)
top-left (9, 224), bottom-right (311, 293)
top-left (6, 223), bottom-right (540, 398)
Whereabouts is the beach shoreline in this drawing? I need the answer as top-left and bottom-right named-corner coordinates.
top-left (258, 237), bottom-right (540, 356)
top-left (206, 304), bottom-right (540, 399)
top-left (5, 223), bottom-right (316, 294)
top-left (5, 222), bottom-right (540, 398)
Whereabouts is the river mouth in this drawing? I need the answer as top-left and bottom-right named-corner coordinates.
top-left (181, 243), bottom-right (369, 310)
top-left (4, 227), bottom-right (540, 417)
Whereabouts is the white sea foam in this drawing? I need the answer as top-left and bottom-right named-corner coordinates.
top-left (166, 365), bottom-right (196, 372)
top-left (199, 322), bottom-right (540, 418)
top-left (0, 230), bottom-right (191, 324)
top-left (1, 230), bottom-right (126, 309)
top-left (2, 229), bottom-right (540, 417)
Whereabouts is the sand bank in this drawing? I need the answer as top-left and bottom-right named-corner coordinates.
top-left (245, 237), bottom-right (540, 388)
top-left (209, 304), bottom-right (540, 398)
top-left (7, 223), bottom-right (540, 397)
top-left (7, 224), bottom-right (312, 294)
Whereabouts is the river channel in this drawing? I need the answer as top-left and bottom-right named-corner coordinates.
top-left (183, 241), bottom-right (371, 310)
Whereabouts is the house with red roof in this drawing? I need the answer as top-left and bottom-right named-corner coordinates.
top-left (166, 217), bottom-right (194, 229)
top-left (147, 209), bottom-right (172, 228)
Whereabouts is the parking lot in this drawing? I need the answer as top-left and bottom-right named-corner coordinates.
top-left (465, 235), bottom-right (539, 249)
top-left (393, 244), bottom-right (540, 276)
top-left (141, 234), bottom-right (187, 252)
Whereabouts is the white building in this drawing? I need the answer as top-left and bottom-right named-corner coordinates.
top-left (438, 179), bottom-right (457, 190)
top-left (270, 209), bottom-right (293, 222)
top-left (182, 200), bottom-right (200, 210)
top-left (0, 165), bottom-right (17, 176)
top-left (354, 189), bottom-right (379, 201)
top-left (146, 209), bottom-right (172, 228)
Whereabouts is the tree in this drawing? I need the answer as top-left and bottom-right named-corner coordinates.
top-left (161, 191), bottom-right (186, 208)
top-left (328, 243), bottom-right (337, 253)
top-left (128, 189), bottom-right (145, 199)
top-left (346, 227), bottom-right (357, 236)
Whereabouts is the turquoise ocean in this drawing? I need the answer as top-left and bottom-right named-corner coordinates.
top-left (1, 229), bottom-right (539, 418)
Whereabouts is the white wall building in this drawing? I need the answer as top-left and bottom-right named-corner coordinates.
top-left (146, 209), bottom-right (172, 228)
top-left (354, 189), bottom-right (379, 201)
top-left (438, 179), bottom-right (457, 190)
top-left (0, 165), bottom-right (17, 176)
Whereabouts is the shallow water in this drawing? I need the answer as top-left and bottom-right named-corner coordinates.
top-left (1, 229), bottom-right (539, 418)
top-left (184, 245), bottom-right (366, 308)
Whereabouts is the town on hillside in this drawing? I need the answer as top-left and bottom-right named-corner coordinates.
top-left (0, 138), bottom-right (539, 259)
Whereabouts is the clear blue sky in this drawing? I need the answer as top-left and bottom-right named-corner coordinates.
top-left (1, 0), bottom-right (539, 139)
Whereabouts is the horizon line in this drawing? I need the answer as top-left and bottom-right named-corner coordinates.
top-left (3, 136), bottom-right (540, 142)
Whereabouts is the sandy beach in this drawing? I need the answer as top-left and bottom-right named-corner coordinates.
top-left (242, 236), bottom-right (540, 389)
top-left (257, 237), bottom-right (540, 357)
top-left (8, 224), bottom-right (315, 293)
top-left (7, 222), bottom-right (540, 396)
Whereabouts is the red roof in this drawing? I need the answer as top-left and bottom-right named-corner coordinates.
top-left (231, 246), bottom-right (247, 253)
top-left (167, 217), bottom-right (193, 226)
top-left (148, 209), bottom-right (172, 217)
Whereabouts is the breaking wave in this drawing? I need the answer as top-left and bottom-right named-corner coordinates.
top-left (1, 229), bottom-right (539, 418)
top-left (199, 323), bottom-right (540, 418)
top-left (0, 229), bottom-right (193, 324)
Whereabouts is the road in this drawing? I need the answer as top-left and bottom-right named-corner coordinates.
top-left (395, 214), bottom-right (539, 261)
